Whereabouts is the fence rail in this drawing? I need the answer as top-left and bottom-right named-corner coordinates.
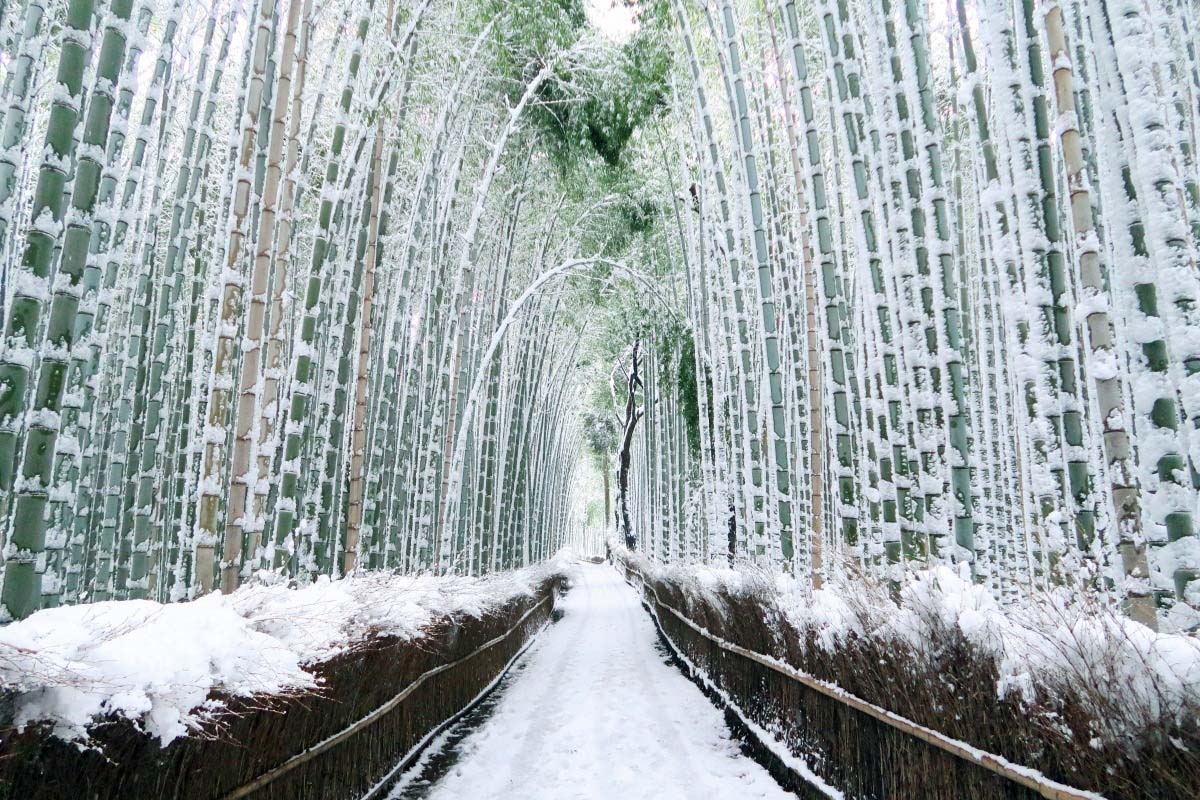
top-left (620, 563), bottom-right (1103, 800)
top-left (218, 592), bottom-right (554, 800)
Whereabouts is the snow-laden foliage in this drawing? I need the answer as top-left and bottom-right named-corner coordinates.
top-left (784, 567), bottom-right (1200, 743)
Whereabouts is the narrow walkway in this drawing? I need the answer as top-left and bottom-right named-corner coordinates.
top-left (398, 563), bottom-right (791, 799)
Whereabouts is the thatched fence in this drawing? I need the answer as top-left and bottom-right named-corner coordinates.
top-left (614, 557), bottom-right (1124, 800)
top-left (0, 577), bottom-right (562, 800)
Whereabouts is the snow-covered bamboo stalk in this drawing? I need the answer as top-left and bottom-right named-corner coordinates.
top-left (1, 0), bottom-right (130, 620)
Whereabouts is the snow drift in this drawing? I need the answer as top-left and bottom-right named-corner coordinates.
top-left (0, 554), bottom-right (575, 743)
top-left (612, 543), bottom-right (1200, 800)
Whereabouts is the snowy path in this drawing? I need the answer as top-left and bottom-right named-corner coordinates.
top-left (396, 563), bottom-right (792, 799)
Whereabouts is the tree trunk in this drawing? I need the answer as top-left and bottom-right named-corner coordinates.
top-left (617, 344), bottom-right (644, 550)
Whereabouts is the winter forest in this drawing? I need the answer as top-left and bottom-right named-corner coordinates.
top-left (0, 0), bottom-right (1198, 796)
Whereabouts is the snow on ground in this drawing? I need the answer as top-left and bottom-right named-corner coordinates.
top-left (405, 563), bottom-right (792, 800)
top-left (0, 554), bottom-right (574, 743)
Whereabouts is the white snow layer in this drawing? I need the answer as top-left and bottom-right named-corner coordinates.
top-left (620, 547), bottom-right (1200, 747)
top-left (408, 563), bottom-right (793, 800)
top-left (0, 554), bottom-right (574, 744)
top-left (784, 566), bottom-right (1200, 743)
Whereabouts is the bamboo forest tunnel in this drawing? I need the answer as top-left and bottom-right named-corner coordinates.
top-left (1, 0), bottom-right (1200, 796)
top-left (2, 0), bottom-right (1197, 626)
top-left (1, 0), bottom-right (1200, 623)
top-left (1, 0), bottom-right (1200, 711)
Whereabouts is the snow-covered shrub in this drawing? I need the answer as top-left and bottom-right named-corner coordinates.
top-left (614, 545), bottom-right (1199, 800)
top-left (0, 554), bottom-right (575, 744)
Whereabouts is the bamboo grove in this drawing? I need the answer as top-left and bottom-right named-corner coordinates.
top-left (607, 0), bottom-right (1200, 632)
top-left (0, 0), bottom-right (617, 619)
top-left (0, 0), bottom-right (1198, 633)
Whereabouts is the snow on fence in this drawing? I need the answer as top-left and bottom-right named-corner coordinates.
top-left (613, 553), bottom-right (1196, 800)
top-left (0, 572), bottom-right (566, 800)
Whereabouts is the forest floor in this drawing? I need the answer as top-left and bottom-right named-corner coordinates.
top-left (387, 562), bottom-right (792, 799)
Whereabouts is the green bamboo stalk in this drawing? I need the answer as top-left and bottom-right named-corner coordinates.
top-left (272, 4), bottom-right (373, 573)
top-left (2, 0), bottom-right (131, 620)
top-left (718, 0), bottom-right (793, 564)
